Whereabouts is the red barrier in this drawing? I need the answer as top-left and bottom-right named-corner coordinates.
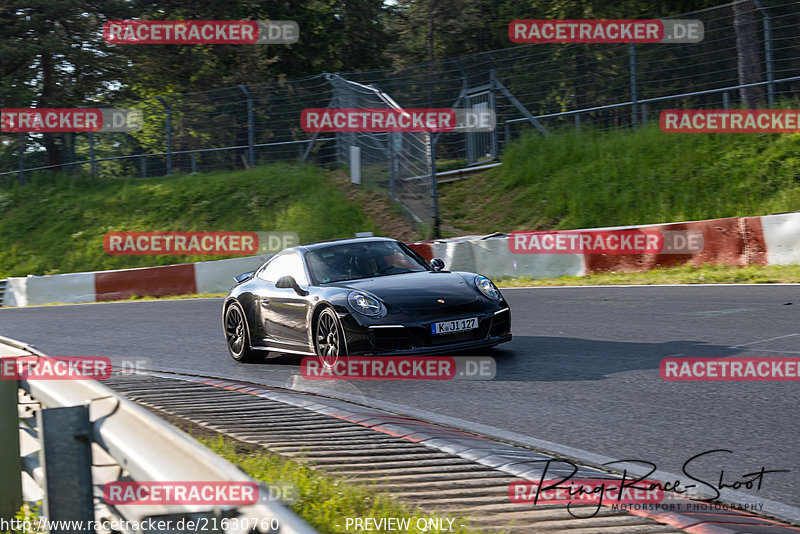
top-left (406, 242), bottom-right (434, 261)
top-left (584, 216), bottom-right (767, 274)
top-left (95, 264), bottom-right (196, 301)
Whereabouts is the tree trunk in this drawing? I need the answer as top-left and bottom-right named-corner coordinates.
top-left (38, 51), bottom-right (62, 170)
top-left (733, 0), bottom-right (765, 108)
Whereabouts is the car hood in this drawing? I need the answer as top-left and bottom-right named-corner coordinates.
top-left (335, 271), bottom-right (478, 310)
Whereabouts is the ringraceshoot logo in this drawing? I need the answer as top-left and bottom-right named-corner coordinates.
top-left (661, 110), bottom-right (800, 133)
top-left (104, 20), bottom-right (298, 44)
top-left (509, 19), bottom-right (703, 43)
top-left (1, 108), bottom-right (141, 133)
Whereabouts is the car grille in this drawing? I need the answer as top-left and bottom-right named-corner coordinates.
top-left (370, 326), bottom-right (413, 351)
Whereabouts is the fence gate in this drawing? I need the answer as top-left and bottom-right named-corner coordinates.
top-left (465, 91), bottom-right (496, 165)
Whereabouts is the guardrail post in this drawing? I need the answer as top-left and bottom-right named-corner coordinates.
top-left (140, 156), bottom-right (147, 178)
top-left (191, 153), bottom-right (198, 173)
top-left (0, 376), bottom-right (23, 520)
top-left (239, 85), bottom-right (255, 168)
top-left (38, 405), bottom-right (94, 532)
top-left (630, 44), bottom-right (639, 129)
top-left (641, 104), bottom-right (647, 127)
top-left (574, 114), bottom-right (581, 130)
top-left (156, 96), bottom-right (172, 175)
top-left (88, 132), bottom-right (97, 179)
top-left (18, 133), bottom-right (25, 186)
top-left (723, 91), bottom-right (730, 110)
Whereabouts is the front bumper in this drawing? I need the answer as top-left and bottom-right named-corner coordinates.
top-left (341, 307), bottom-right (512, 356)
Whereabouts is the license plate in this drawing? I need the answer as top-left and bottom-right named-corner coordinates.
top-left (431, 317), bottom-right (478, 335)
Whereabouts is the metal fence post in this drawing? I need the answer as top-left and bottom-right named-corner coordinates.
top-left (641, 104), bottom-right (648, 127)
top-left (156, 96), bottom-right (172, 175)
top-left (488, 69), bottom-right (499, 159)
top-left (630, 44), bottom-right (639, 128)
top-left (0, 376), bottom-right (22, 520)
top-left (18, 133), bottom-right (24, 186)
top-left (723, 91), bottom-right (730, 109)
top-left (239, 85), bottom-right (255, 167)
top-left (140, 156), bottom-right (147, 178)
top-left (574, 114), bottom-right (581, 130)
top-left (38, 405), bottom-right (94, 533)
top-left (426, 133), bottom-right (440, 239)
top-left (753, 0), bottom-right (775, 106)
top-left (191, 153), bottom-right (197, 173)
top-left (88, 132), bottom-right (97, 179)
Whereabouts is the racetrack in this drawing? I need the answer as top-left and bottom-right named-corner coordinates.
top-left (2, 284), bottom-right (798, 517)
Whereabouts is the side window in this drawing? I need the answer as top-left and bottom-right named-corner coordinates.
top-left (257, 252), bottom-right (308, 285)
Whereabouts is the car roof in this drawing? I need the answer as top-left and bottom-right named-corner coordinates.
top-left (296, 236), bottom-right (398, 252)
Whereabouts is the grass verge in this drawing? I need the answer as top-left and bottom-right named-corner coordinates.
top-left (495, 263), bottom-right (800, 287)
top-left (0, 163), bottom-right (378, 278)
top-left (439, 124), bottom-right (800, 234)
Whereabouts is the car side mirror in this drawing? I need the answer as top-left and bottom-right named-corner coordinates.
top-left (430, 258), bottom-right (445, 272)
top-left (276, 275), bottom-right (309, 296)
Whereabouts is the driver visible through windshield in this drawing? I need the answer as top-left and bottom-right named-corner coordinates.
top-left (306, 241), bottom-right (428, 284)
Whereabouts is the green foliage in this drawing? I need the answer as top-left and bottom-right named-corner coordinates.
top-left (440, 124), bottom-right (800, 232)
top-left (0, 163), bottom-right (377, 278)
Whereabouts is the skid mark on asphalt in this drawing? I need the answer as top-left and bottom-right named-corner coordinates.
top-left (729, 333), bottom-right (800, 354)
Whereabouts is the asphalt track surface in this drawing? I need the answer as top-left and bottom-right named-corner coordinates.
top-left (2, 285), bottom-right (798, 517)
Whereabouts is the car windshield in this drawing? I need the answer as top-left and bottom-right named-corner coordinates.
top-left (305, 241), bottom-right (429, 284)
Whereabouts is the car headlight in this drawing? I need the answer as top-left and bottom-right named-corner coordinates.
top-left (475, 276), bottom-right (501, 300)
top-left (348, 291), bottom-right (384, 316)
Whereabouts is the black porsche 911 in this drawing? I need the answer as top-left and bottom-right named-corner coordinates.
top-left (222, 237), bottom-right (511, 365)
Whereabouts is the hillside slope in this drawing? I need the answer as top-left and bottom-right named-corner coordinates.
top-left (439, 125), bottom-right (800, 234)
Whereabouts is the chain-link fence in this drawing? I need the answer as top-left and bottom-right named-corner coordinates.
top-left (2, 0), bottom-right (799, 237)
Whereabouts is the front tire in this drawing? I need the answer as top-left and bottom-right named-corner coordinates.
top-left (315, 307), bottom-right (346, 368)
top-left (225, 302), bottom-right (258, 363)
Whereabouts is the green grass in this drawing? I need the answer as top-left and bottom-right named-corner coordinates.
top-left (440, 124), bottom-right (800, 233)
top-left (0, 163), bottom-right (377, 278)
top-left (197, 433), bottom-right (487, 534)
top-left (495, 262), bottom-right (800, 287)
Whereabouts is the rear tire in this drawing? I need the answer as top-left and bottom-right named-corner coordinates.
top-left (314, 307), bottom-right (346, 369)
top-left (224, 302), bottom-right (258, 363)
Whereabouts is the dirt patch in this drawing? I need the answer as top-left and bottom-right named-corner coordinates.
top-left (324, 170), bottom-right (422, 242)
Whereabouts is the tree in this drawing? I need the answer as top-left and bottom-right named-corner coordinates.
top-left (0, 0), bottom-right (137, 169)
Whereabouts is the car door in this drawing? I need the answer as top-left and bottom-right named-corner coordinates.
top-left (255, 251), bottom-right (311, 346)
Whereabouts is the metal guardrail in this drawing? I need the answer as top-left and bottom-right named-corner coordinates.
top-left (0, 336), bottom-right (318, 534)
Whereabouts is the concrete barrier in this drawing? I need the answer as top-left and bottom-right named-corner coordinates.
top-left (762, 212), bottom-right (800, 265)
top-left (195, 254), bottom-right (272, 293)
top-left (3, 212), bottom-right (799, 306)
top-left (23, 272), bottom-right (95, 306)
